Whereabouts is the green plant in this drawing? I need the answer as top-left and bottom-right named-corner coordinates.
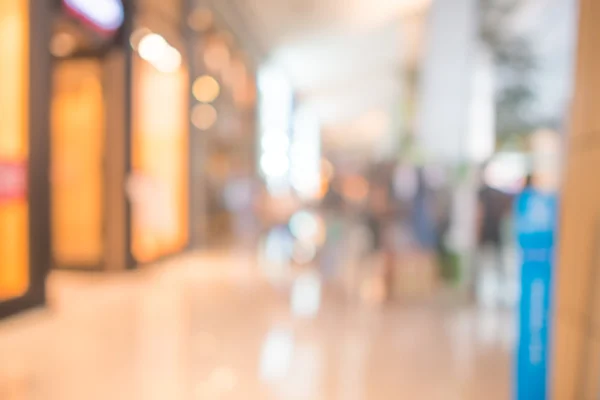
top-left (439, 249), bottom-right (462, 284)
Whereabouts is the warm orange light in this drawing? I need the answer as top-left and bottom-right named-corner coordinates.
top-left (51, 60), bottom-right (105, 267)
top-left (318, 180), bottom-right (329, 200)
top-left (217, 31), bottom-right (235, 47)
top-left (50, 32), bottom-right (77, 58)
top-left (0, 0), bottom-right (29, 299)
top-left (188, 8), bottom-right (213, 32)
top-left (191, 103), bottom-right (217, 131)
top-left (222, 58), bottom-right (246, 87)
top-left (342, 175), bottom-right (370, 203)
top-left (192, 75), bottom-right (220, 103)
top-left (233, 77), bottom-right (256, 109)
top-left (204, 38), bottom-right (230, 72)
top-left (132, 55), bottom-right (189, 263)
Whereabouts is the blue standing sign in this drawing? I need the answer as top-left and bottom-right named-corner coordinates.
top-left (514, 188), bottom-right (557, 400)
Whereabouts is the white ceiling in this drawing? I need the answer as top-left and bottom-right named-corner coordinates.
top-left (271, 22), bottom-right (402, 124)
top-left (209, 0), bottom-right (430, 151)
top-left (213, 0), bottom-right (427, 49)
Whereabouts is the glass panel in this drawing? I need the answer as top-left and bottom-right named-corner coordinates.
top-left (131, 56), bottom-right (189, 263)
top-left (51, 60), bottom-right (105, 267)
top-left (0, 0), bottom-right (29, 300)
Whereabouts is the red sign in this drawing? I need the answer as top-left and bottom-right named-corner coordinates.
top-left (0, 162), bottom-right (27, 202)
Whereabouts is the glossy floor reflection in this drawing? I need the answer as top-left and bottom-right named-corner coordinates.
top-left (0, 252), bottom-right (513, 399)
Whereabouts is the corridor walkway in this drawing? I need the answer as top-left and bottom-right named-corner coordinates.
top-left (0, 252), bottom-right (512, 399)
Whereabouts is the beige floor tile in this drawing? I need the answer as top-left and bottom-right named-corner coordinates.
top-left (0, 252), bottom-right (512, 399)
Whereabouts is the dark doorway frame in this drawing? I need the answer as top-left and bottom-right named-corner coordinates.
top-left (0, 0), bottom-right (53, 319)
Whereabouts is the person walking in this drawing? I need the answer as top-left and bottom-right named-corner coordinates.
top-left (474, 173), bottom-right (513, 301)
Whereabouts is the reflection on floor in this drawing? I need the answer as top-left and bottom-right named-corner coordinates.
top-left (0, 252), bottom-right (513, 399)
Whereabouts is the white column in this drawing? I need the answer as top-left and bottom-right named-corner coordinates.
top-left (416, 0), bottom-right (478, 162)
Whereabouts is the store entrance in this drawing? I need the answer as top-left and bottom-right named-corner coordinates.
top-left (49, 3), bottom-right (128, 271)
top-left (51, 58), bottom-right (106, 269)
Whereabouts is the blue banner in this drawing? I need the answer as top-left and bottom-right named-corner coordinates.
top-left (514, 188), bottom-right (557, 400)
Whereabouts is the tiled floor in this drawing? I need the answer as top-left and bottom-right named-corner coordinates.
top-left (0, 252), bottom-right (513, 399)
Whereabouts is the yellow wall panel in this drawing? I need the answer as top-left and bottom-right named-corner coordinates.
top-left (0, 0), bottom-right (29, 299)
top-left (51, 60), bottom-right (105, 267)
top-left (131, 57), bottom-right (189, 263)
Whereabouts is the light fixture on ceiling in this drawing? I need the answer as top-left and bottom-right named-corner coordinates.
top-left (258, 64), bottom-right (293, 194)
top-left (63, 0), bottom-right (124, 33)
top-left (137, 32), bottom-right (181, 73)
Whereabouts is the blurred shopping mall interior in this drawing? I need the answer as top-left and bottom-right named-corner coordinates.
top-left (0, 0), bottom-right (597, 398)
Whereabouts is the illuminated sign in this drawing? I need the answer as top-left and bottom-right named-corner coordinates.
top-left (63, 0), bottom-right (124, 33)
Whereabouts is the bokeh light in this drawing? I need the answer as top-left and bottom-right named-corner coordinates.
top-left (188, 8), bottom-right (214, 32)
top-left (341, 175), bottom-right (369, 203)
top-left (204, 39), bottom-right (230, 72)
top-left (50, 32), bottom-right (77, 58)
top-left (129, 27), bottom-right (151, 50)
top-left (191, 103), bottom-right (218, 131)
top-left (192, 75), bottom-right (220, 103)
top-left (137, 33), bottom-right (181, 73)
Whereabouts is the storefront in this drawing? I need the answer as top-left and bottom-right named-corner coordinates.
top-left (50, 0), bottom-right (192, 270)
top-left (50, 0), bottom-right (131, 270)
top-left (0, 0), bottom-right (52, 318)
top-left (186, 5), bottom-right (258, 247)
